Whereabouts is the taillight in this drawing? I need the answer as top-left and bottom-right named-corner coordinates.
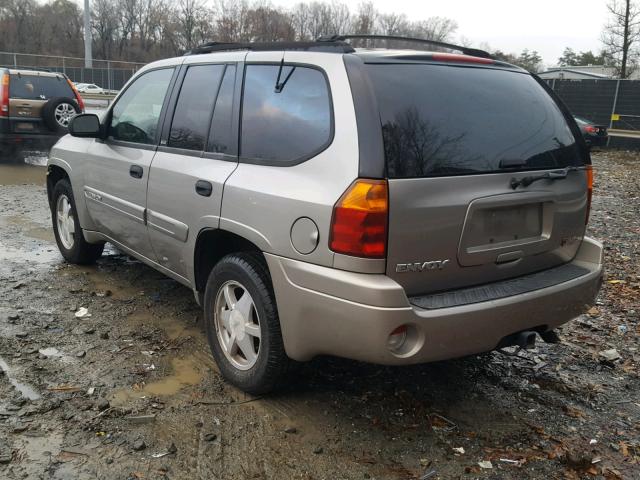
top-left (66, 78), bottom-right (85, 111)
top-left (584, 125), bottom-right (597, 133)
top-left (329, 179), bottom-right (388, 258)
top-left (0, 73), bottom-right (9, 117)
top-left (585, 165), bottom-right (594, 224)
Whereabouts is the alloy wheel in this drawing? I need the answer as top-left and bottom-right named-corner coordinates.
top-left (214, 280), bottom-right (261, 370)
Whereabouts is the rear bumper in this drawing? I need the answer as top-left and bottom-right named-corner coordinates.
top-left (266, 237), bottom-right (603, 364)
top-left (0, 117), bottom-right (59, 148)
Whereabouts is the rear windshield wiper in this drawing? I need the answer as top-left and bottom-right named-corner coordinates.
top-left (510, 166), bottom-right (579, 189)
top-left (274, 58), bottom-right (296, 93)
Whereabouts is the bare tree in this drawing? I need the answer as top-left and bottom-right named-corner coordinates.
top-left (602, 0), bottom-right (640, 78)
top-left (378, 13), bottom-right (409, 36)
top-left (329, 2), bottom-right (350, 36)
top-left (291, 3), bottom-right (311, 39)
top-left (0, 0), bottom-right (460, 64)
top-left (92, 0), bottom-right (120, 59)
top-left (246, 5), bottom-right (294, 41)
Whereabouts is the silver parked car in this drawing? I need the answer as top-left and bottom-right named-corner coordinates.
top-left (46, 37), bottom-right (603, 394)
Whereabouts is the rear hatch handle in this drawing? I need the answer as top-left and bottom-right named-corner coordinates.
top-left (510, 166), bottom-right (578, 190)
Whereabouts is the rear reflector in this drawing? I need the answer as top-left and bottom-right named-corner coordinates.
top-left (329, 179), bottom-right (388, 258)
top-left (431, 53), bottom-right (495, 64)
top-left (0, 73), bottom-right (9, 117)
top-left (585, 165), bottom-right (594, 224)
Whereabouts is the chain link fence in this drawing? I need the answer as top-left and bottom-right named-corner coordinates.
top-left (548, 79), bottom-right (640, 147)
top-left (0, 52), bottom-right (145, 91)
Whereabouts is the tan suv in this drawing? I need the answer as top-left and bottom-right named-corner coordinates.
top-left (47, 37), bottom-right (603, 394)
top-left (0, 68), bottom-right (84, 160)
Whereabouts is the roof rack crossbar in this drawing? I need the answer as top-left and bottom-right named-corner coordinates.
top-left (316, 34), bottom-right (493, 59)
top-left (188, 41), bottom-right (355, 55)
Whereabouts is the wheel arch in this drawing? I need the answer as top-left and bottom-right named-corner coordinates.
top-left (46, 163), bottom-right (71, 208)
top-left (193, 228), bottom-right (266, 302)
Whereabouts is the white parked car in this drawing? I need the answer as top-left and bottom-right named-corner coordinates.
top-left (76, 83), bottom-right (104, 94)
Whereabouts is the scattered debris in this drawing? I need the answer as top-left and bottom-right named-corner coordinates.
top-left (126, 415), bottom-right (156, 425)
top-left (599, 349), bottom-right (622, 362)
top-left (132, 439), bottom-right (147, 451)
top-left (47, 385), bottom-right (82, 393)
top-left (75, 307), bottom-right (91, 318)
top-left (203, 433), bottom-right (217, 442)
top-left (419, 469), bottom-right (437, 480)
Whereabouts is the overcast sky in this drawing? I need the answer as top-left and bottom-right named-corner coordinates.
top-left (274, 0), bottom-right (608, 66)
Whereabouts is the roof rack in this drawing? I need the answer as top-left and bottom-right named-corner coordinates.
top-left (5, 66), bottom-right (54, 74)
top-left (317, 34), bottom-right (493, 59)
top-left (188, 40), bottom-right (355, 55)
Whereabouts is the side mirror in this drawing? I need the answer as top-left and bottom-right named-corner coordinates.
top-left (69, 114), bottom-right (101, 138)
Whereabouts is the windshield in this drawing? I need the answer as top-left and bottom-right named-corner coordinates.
top-left (366, 64), bottom-right (586, 178)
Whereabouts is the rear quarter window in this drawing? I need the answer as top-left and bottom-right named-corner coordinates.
top-left (240, 64), bottom-right (332, 165)
top-left (366, 64), bottom-right (585, 178)
top-left (10, 75), bottom-right (73, 100)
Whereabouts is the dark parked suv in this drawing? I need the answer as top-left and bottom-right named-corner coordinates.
top-left (47, 36), bottom-right (603, 394)
top-left (0, 68), bottom-right (84, 160)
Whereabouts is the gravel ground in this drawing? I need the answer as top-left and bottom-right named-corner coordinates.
top-left (0, 151), bottom-right (638, 480)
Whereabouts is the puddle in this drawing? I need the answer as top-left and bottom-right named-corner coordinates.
top-left (0, 214), bottom-right (55, 242)
top-left (0, 164), bottom-right (46, 185)
top-left (76, 259), bottom-right (146, 300)
top-left (0, 356), bottom-right (41, 400)
top-left (127, 309), bottom-right (200, 341)
top-left (0, 241), bottom-right (60, 265)
top-left (15, 431), bottom-right (63, 474)
top-left (111, 356), bottom-right (203, 406)
top-left (26, 226), bottom-right (55, 242)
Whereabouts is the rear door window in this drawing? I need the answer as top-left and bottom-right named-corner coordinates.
top-left (10, 75), bottom-right (73, 100)
top-left (366, 64), bottom-right (585, 178)
top-left (169, 64), bottom-right (225, 151)
top-left (240, 64), bottom-right (332, 164)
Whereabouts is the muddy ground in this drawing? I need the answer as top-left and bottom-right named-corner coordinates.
top-left (0, 151), bottom-right (638, 480)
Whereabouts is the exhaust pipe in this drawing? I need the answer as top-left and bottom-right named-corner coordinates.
top-left (514, 331), bottom-right (537, 350)
top-left (498, 328), bottom-right (560, 350)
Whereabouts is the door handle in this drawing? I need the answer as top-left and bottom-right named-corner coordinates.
top-left (195, 180), bottom-right (213, 197)
top-left (130, 165), bottom-right (143, 179)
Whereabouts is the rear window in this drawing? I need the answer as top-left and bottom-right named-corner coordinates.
top-left (10, 75), bottom-right (73, 100)
top-left (366, 64), bottom-right (585, 178)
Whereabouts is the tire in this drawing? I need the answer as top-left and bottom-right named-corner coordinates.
top-left (42, 97), bottom-right (81, 133)
top-left (204, 252), bottom-right (290, 395)
top-left (51, 178), bottom-right (104, 264)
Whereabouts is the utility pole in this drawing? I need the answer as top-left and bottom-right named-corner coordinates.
top-left (84, 0), bottom-right (93, 68)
